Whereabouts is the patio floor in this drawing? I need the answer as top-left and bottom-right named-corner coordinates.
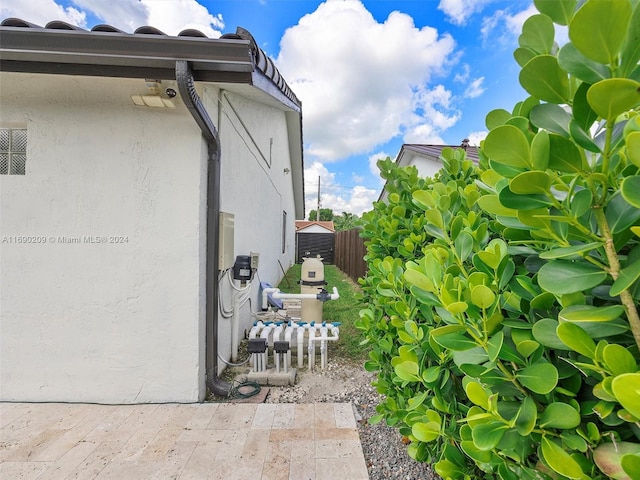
top-left (0, 401), bottom-right (369, 480)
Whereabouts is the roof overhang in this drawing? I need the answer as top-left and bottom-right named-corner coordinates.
top-left (0, 20), bottom-right (305, 217)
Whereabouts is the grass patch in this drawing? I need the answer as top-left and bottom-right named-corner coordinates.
top-left (277, 263), bottom-right (369, 362)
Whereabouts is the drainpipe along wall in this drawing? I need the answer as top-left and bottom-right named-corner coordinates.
top-left (175, 60), bottom-right (231, 397)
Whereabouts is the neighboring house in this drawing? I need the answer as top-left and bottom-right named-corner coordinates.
top-left (295, 221), bottom-right (335, 264)
top-left (0, 19), bottom-right (304, 403)
top-left (379, 140), bottom-right (479, 202)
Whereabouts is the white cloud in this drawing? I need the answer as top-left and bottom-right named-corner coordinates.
top-left (464, 76), bottom-right (485, 98)
top-left (438, 0), bottom-right (493, 26)
top-left (467, 130), bottom-right (487, 146)
top-left (454, 63), bottom-right (470, 83)
top-left (481, 4), bottom-right (537, 46)
top-left (1, 0), bottom-right (224, 36)
top-left (304, 161), bottom-right (378, 217)
top-left (1, 0), bottom-right (86, 27)
top-left (276, 0), bottom-right (456, 163)
top-left (403, 84), bottom-right (459, 144)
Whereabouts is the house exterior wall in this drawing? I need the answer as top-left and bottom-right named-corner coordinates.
top-left (0, 73), bottom-right (299, 402)
top-left (405, 153), bottom-right (441, 179)
top-left (204, 88), bottom-right (298, 365)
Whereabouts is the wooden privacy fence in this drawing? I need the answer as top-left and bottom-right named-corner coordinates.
top-left (334, 228), bottom-right (367, 283)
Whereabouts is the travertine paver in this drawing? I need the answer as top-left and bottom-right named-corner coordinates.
top-left (0, 402), bottom-right (368, 479)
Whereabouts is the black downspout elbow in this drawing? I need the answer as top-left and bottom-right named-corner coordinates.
top-left (176, 60), bottom-right (231, 398)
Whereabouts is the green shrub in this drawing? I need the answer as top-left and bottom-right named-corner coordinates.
top-left (357, 1), bottom-right (640, 478)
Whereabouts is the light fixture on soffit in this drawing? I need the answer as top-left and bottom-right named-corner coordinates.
top-left (131, 79), bottom-right (177, 108)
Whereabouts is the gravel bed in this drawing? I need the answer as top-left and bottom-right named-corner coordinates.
top-left (265, 359), bottom-right (438, 480)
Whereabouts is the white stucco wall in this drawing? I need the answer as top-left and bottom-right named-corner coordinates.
top-left (405, 153), bottom-right (442, 179)
top-left (203, 88), bottom-right (298, 364)
top-left (0, 73), bottom-right (208, 403)
top-left (0, 73), bottom-right (301, 402)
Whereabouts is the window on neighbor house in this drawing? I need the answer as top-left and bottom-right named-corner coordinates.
top-left (0, 128), bottom-right (27, 175)
top-left (282, 211), bottom-right (287, 254)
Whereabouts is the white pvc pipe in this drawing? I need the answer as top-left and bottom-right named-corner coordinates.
top-left (308, 323), bottom-right (317, 370)
top-left (262, 287), bottom-right (340, 307)
top-left (284, 322), bottom-right (294, 370)
top-left (297, 323), bottom-right (305, 368)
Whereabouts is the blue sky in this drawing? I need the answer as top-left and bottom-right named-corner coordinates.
top-left (1, 0), bottom-right (538, 217)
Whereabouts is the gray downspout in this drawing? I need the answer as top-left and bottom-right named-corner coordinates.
top-left (175, 60), bottom-right (231, 398)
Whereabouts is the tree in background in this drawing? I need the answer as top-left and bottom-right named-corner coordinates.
top-left (333, 212), bottom-right (361, 231)
top-left (308, 208), bottom-right (334, 221)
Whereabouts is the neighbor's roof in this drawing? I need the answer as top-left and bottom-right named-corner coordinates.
top-left (295, 221), bottom-right (335, 232)
top-left (0, 18), bottom-right (300, 112)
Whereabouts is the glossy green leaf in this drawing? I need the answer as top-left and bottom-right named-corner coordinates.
top-left (510, 171), bottom-right (553, 195)
top-left (412, 421), bottom-right (441, 442)
top-left (519, 55), bottom-right (570, 104)
top-left (486, 109), bottom-right (512, 130)
top-left (433, 332), bottom-right (477, 351)
top-left (610, 256), bottom-right (640, 297)
top-left (558, 42), bottom-right (610, 84)
top-left (606, 192), bottom-right (640, 234)
top-left (627, 131), bottom-right (640, 167)
top-left (483, 125), bottom-right (531, 168)
top-left (453, 347), bottom-right (489, 366)
top-left (539, 242), bottom-right (602, 259)
top-left (594, 442), bottom-right (640, 480)
top-left (394, 361), bottom-right (421, 382)
top-left (518, 14), bottom-right (555, 54)
top-left (569, 0), bottom-right (631, 64)
top-left (404, 269), bottom-right (435, 293)
top-left (573, 81), bottom-right (599, 131)
top-left (472, 422), bottom-right (509, 451)
top-left (477, 195), bottom-right (518, 217)
top-left (621, 176), bottom-right (640, 209)
top-left (541, 436), bottom-right (586, 479)
top-left (471, 284), bottom-right (495, 309)
top-left (465, 381), bottom-right (490, 409)
top-left (412, 190), bottom-right (435, 209)
top-left (516, 363), bottom-right (558, 394)
top-left (530, 103), bottom-right (571, 137)
top-left (532, 318), bottom-right (571, 350)
top-left (499, 186), bottom-right (553, 210)
top-left (514, 47), bottom-right (537, 68)
top-left (611, 373), bottom-right (640, 419)
top-left (603, 344), bottom-right (637, 375)
top-left (538, 260), bottom-right (607, 294)
top-left (454, 231), bottom-right (473, 262)
top-left (571, 188), bottom-right (593, 217)
top-left (587, 79), bottom-right (640, 121)
top-left (407, 391), bottom-right (429, 410)
top-left (514, 396), bottom-right (537, 436)
top-left (534, 0), bottom-right (576, 25)
top-left (487, 331), bottom-right (504, 363)
top-left (531, 130), bottom-right (550, 170)
top-left (540, 402), bottom-right (581, 429)
top-left (557, 322), bottom-right (596, 358)
top-left (547, 134), bottom-right (586, 173)
top-left (569, 119), bottom-right (601, 153)
top-left (620, 0), bottom-right (640, 77)
top-left (559, 304), bottom-right (625, 323)
top-left (621, 453), bottom-right (640, 480)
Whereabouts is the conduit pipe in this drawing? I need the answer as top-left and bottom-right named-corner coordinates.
top-left (176, 60), bottom-right (230, 397)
